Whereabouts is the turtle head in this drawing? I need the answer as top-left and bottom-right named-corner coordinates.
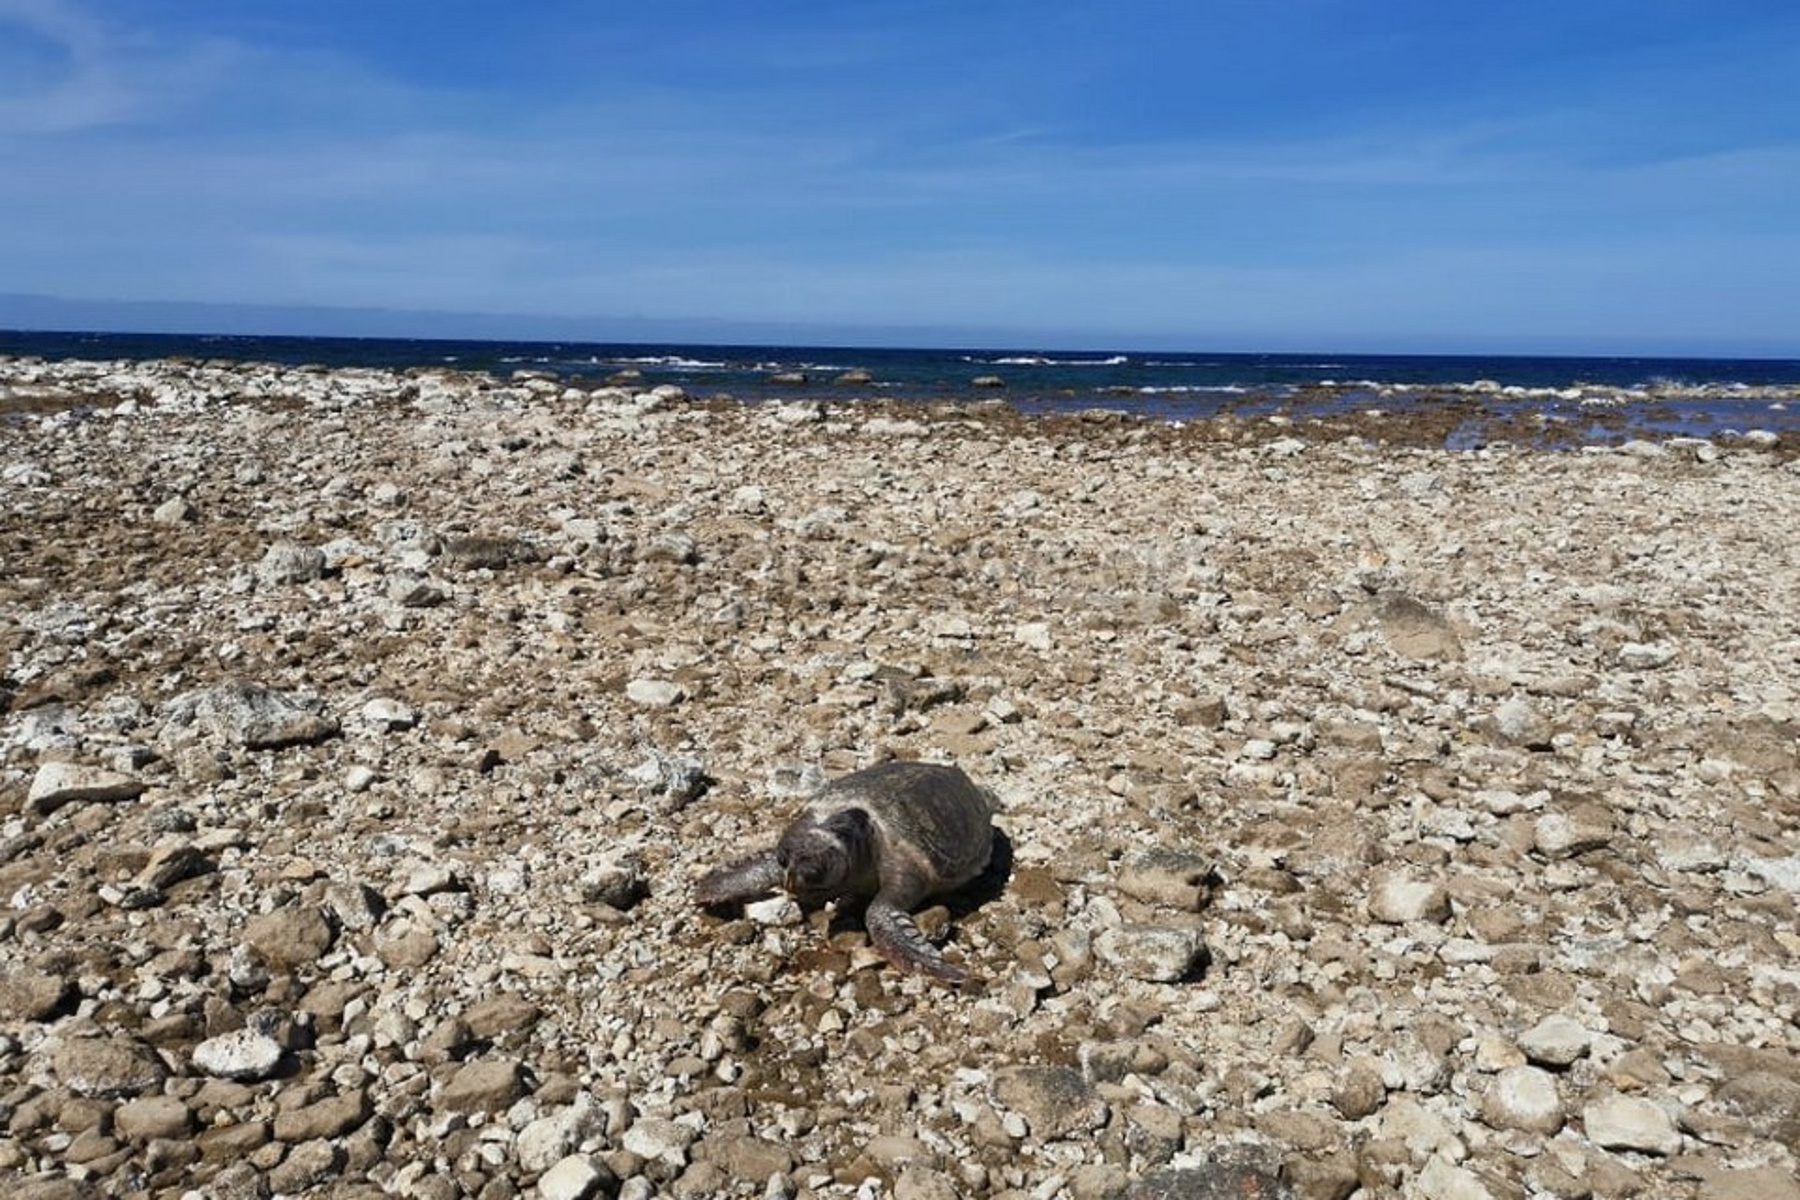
top-left (776, 808), bottom-right (873, 902)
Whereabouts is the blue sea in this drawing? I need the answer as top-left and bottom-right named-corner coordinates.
top-left (4, 329), bottom-right (1798, 441)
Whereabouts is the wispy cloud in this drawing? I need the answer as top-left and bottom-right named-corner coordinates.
top-left (0, 0), bottom-right (134, 132)
top-left (4, 0), bottom-right (1796, 352)
top-left (0, 0), bottom-right (245, 134)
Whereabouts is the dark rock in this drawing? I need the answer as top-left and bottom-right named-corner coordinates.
top-left (272, 1089), bottom-right (372, 1142)
top-left (463, 994), bottom-right (542, 1041)
top-left (243, 905), bottom-right (336, 969)
top-left (1713, 1072), bottom-right (1800, 1148)
top-left (138, 842), bottom-right (215, 890)
top-left (438, 1058), bottom-right (528, 1114)
top-left (0, 968), bottom-right (73, 1021)
top-left (267, 1137), bottom-right (345, 1193)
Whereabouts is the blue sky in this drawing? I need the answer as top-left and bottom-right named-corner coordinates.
top-left (2, 0), bottom-right (1797, 353)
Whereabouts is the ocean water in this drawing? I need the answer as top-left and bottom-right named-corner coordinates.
top-left (4, 329), bottom-right (1798, 440)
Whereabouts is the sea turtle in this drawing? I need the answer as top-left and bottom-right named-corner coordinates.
top-left (695, 761), bottom-right (997, 984)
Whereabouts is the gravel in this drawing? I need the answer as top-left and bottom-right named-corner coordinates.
top-left (2, 354), bottom-right (1797, 1197)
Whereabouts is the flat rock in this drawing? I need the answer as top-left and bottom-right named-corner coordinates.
top-left (438, 1057), bottom-right (528, 1114)
top-left (162, 681), bottom-right (340, 750)
top-left (992, 1065), bottom-right (1109, 1140)
top-left (1369, 592), bottom-right (1463, 661)
top-left (700, 1131), bottom-right (795, 1179)
top-left (1700, 1167), bottom-right (1800, 1200)
top-left (463, 993), bottom-right (543, 1040)
top-left (138, 842), bottom-right (214, 890)
top-left (443, 533), bottom-right (538, 569)
top-left (1332, 1059), bottom-right (1388, 1120)
top-left (388, 574), bottom-right (447, 607)
top-left (1116, 848), bottom-right (1215, 911)
top-left (114, 1094), bottom-right (195, 1140)
top-left (625, 678), bottom-right (685, 708)
top-left (625, 749), bottom-right (707, 807)
top-left (1093, 924), bottom-right (1207, 982)
top-left (1533, 809), bottom-right (1612, 859)
top-left (1079, 1039), bottom-right (1161, 1085)
top-left (374, 922), bottom-right (440, 968)
top-left (1582, 1094), bottom-right (1681, 1155)
top-left (1376, 1095), bottom-right (1456, 1158)
top-left (1124, 1165), bottom-right (1292, 1199)
top-left (1617, 642), bottom-right (1677, 669)
top-left (26, 762), bottom-right (146, 816)
top-left (1712, 1071), bottom-right (1800, 1136)
top-left (267, 1138), bottom-right (344, 1193)
top-left (272, 1089), bottom-right (371, 1142)
top-left (581, 854), bottom-right (648, 910)
top-left (322, 881), bottom-right (385, 930)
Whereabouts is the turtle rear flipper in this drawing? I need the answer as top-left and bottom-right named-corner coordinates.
top-left (867, 900), bottom-right (975, 986)
top-left (696, 851), bottom-right (782, 905)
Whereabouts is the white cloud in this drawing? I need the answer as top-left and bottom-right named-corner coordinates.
top-left (2, 1), bottom-right (1793, 351)
top-left (0, 0), bottom-right (244, 134)
top-left (0, 0), bottom-right (135, 133)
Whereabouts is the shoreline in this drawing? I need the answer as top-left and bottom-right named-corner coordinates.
top-left (4, 352), bottom-right (1799, 458)
top-left (2, 357), bottom-right (1798, 1198)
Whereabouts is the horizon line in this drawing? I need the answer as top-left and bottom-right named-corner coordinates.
top-left (1, 293), bottom-right (1794, 362)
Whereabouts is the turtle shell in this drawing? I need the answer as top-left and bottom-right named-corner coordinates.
top-left (802, 760), bottom-right (994, 895)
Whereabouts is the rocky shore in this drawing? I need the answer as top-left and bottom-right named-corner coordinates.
top-left (2, 355), bottom-right (1797, 1200)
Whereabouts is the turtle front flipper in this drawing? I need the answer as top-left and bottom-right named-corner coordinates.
top-left (696, 851), bottom-right (782, 906)
top-left (866, 900), bottom-right (974, 986)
